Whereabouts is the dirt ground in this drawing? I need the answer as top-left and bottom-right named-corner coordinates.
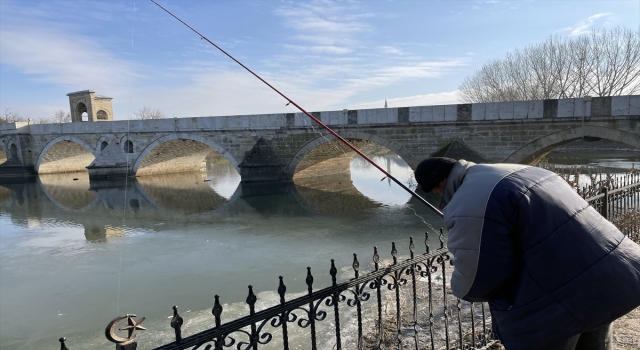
top-left (612, 306), bottom-right (640, 349)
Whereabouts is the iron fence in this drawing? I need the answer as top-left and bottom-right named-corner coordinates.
top-left (58, 172), bottom-right (640, 350)
top-left (83, 230), bottom-right (497, 350)
top-left (580, 172), bottom-right (640, 242)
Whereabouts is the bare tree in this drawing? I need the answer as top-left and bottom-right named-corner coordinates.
top-left (51, 110), bottom-right (71, 123)
top-left (459, 27), bottom-right (640, 103)
top-left (133, 107), bottom-right (166, 120)
top-left (35, 117), bottom-right (52, 124)
top-left (1, 108), bottom-right (26, 123)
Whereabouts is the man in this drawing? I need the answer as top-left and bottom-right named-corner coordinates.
top-left (414, 157), bottom-right (640, 350)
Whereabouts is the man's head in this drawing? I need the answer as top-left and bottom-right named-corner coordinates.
top-left (414, 157), bottom-right (456, 194)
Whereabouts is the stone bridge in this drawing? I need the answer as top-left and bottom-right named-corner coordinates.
top-left (1, 95), bottom-right (638, 182)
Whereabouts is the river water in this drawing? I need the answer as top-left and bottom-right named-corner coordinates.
top-left (0, 151), bottom-right (637, 349)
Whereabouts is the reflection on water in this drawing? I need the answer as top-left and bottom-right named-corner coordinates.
top-left (0, 154), bottom-right (444, 350)
top-left (350, 154), bottom-right (415, 206)
top-left (38, 173), bottom-right (96, 210)
top-left (0, 185), bottom-right (10, 202)
top-left (136, 173), bottom-right (229, 215)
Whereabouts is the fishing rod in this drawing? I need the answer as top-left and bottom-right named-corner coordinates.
top-left (150, 0), bottom-right (444, 218)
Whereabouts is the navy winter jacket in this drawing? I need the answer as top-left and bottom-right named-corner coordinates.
top-left (442, 160), bottom-right (640, 349)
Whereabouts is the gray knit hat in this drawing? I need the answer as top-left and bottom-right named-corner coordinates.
top-left (414, 157), bottom-right (456, 192)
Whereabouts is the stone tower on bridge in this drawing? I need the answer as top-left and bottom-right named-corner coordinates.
top-left (67, 90), bottom-right (114, 122)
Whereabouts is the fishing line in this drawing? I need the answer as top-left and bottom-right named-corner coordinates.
top-left (149, 0), bottom-right (443, 218)
top-left (116, 1), bottom-right (137, 317)
top-left (404, 204), bottom-right (440, 236)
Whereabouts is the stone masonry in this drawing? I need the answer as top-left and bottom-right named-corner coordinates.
top-left (0, 95), bottom-right (638, 182)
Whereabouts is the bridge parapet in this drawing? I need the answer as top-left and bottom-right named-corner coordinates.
top-left (0, 95), bottom-right (638, 181)
top-left (5, 95), bottom-right (639, 136)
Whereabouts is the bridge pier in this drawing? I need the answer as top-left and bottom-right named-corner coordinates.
top-left (0, 163), bottom-right (36, 178)
top-left (238, 164), bottom-right (290, 183)
top-left (237, 137), bottom-right (291, 183)
top-left (87, 164), bottom-right (133, 179)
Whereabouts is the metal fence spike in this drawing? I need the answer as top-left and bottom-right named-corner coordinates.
top-left (246, 285), bottom-right (257, 315)
top-left (306, 267), bottom-right (314, 292)
top-left (212, 295), bottom-right (223, 327)
top-left (278, 276), bottom-right (287, 301)
top-left (391, 242), bottom-right (398, 265)
top-left (59, 337), bottom-right (69, 350)
top-left (170, 306), bottom-right (183, 343)
top-left (373, 246), bottom-right (380, 270)
top-left (352, 253), bottom-right (360, 278)
top-left (329, 260), bottom-right (338, 286)
top-left (425, 231), bottom-right (430, 253)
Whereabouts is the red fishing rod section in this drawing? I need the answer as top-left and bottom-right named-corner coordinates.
top-left (150, 0), bottom-right (444, 218)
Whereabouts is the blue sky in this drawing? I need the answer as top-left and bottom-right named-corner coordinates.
top-left (1, 0), bottom-right (638, 120)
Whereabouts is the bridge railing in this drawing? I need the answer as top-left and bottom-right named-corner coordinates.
top-left (579, 172), bottom-right (640, 243)
top-left (58, 172), bottom-right (640, 350)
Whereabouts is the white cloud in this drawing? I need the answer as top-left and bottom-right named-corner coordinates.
top-left (339, 59), bottom-right (469, 93)
top-left (275, 0), bottom-right (371, 54)
top-left (562, 12), bottom-right (612, 36)
top-left (379, 46), bottom-right (403, 55)
top-left (282, 44), bottom-right (353, 54)
top-left (133, 57), bottom-right (467, 119)
top-left (0, 25), bottom-right (141, 95)
top-left (348, 91), bottom-right (460, 110)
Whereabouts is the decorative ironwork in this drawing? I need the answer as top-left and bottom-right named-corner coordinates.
top-left (109, 237), bottom-right (495, 350)
top-left (105, 314), bottom-right (146, 346)
top-left (56, 172), bottom-right (639, 349)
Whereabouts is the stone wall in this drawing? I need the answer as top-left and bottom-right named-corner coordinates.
top-left (0, 95), bottom-right (638, 181)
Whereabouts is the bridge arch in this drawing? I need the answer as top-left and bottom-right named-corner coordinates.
top-left (504, 126), bottom-right (640, 165)
top-left (36, 136), bottom-right (96, 173)
top-left (285, 131), bottom-right (415, 178)
top-left (132, 133), bottom-right (239, 176)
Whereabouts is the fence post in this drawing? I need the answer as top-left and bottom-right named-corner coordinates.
top-left (601, 187), bottom-right (608, 219)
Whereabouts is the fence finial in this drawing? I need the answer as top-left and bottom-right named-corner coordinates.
top-left (171, 305), bottom-right (183, 343)
top-left (330, 260), bottom-right (338, 286)
top-left (278, 276), bottom-right (287, 302)
top-left (352, 253), bottom-right (360, 278)
top-left (212, 295), bottom-right (223, 327)
top-left (391, 242), bottom-right (398, 265)
top-left (59, 337), bottom-right (69, 350)
top-left (246, 286), bottom-right (257, 316)
top-left (373, 246), bottom-right (380, 271)
top-left (306, 267), bottom-right (314, 293)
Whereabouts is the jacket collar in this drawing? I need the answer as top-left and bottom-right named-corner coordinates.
top-left (440, 160), bottom-right (475, 209)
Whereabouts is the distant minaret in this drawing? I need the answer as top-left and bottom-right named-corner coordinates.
top-left (384, 99), bottom-right (388, 108)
